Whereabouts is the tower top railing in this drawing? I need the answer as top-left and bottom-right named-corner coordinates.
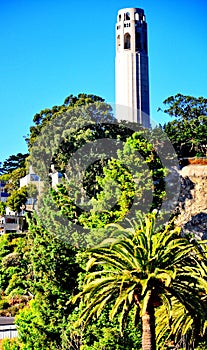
top-left (117, 8), bottom-right (145, 22)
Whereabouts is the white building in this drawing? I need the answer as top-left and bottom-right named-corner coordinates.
top-left (51, 171), bottom-right (63, 189)
top-left (0, 215), bottom-right (25, 234)
top-left (19, 166), bottom-right (43, 211)
top-left (20, 166), bottom-right (40, 188)
top-left (116, 8), bottom-right (150, 127)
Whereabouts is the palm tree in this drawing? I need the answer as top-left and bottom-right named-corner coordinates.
top-left (156, 297), bottom-right (207, 349)
top-left (156, 239), bottom-right (207, 349)
top-left (73, 214), bottom-right (207, 350)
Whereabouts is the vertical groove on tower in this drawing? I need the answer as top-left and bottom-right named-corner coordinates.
top-left (115, 8), bottom-right (150, 127)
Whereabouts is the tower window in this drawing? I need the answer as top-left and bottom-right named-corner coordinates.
top-left (124, 33), bottom-right (131, 50)
top-left (126, 12), bottom-right (130, 20)
top-left (119, 14), bottom-right (121, 21)
top-left (135, 13), bottom-right (139, 21)
top-left (117, 35), bottom-right (121, 51)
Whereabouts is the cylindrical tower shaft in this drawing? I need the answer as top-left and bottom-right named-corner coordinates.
top-left (116, 8), bottom-right (150, 127)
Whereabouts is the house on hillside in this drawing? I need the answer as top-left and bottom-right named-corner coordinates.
top-left (20, 166), bottom-right (40, 188)
top-left (0, 167), bottom-right (42, 234)
top-left (0, 181), bottom-right (9, 203)
top-left (0, 317), bottom-right (17, 340)
top-left (19, 166), bottom-right (43, 211)
top-left (0, 214), bottom-right (25, 235)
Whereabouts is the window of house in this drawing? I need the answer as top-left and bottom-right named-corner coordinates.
top-left (6, 218), bottom-right (17, 224)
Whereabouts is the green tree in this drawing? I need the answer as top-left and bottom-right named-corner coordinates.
top-left (15, 215), bottom-right (80, 350)
top-left (29, 93), bottom-right (171, 240)
top-left (6, 186), bottom-right (27, 213)
top-left (27, 93), bottom-right (106, 148)
top-left (14, 92), bottom-right (174, 349)
top-left (2, 338), bottom-right (20, 350)
top-left (73, 214), bottom-right (207, 350)
top-left (0, 232), bottom-right (30, 318)
top-left (161, 94), bottom-right (207, 157)
top-left (51, 129), bottom-right (165, 236)
top-left (0, 234), bottom-right (11, 292)
top-left (156, 296), bottom-right (207, 349)
top-left (0, 201), bottom-right (6, 215)
top-left (2, 167), bottom-right (27, 194)
top-left (66, 304), bottom-right (142, 350)
top-left (0, 153), bottom-right (28, 175)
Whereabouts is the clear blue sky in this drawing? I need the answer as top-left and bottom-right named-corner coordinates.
top-left (0, 0), bottom-right (207, 161)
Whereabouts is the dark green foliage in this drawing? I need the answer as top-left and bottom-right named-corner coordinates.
top-left (26, 183), bottom-right (38, 199)
top-left (67, 305), bottom-right (142, 350)
top-left (51, 129), bottom-right (165, 233)
top-left (14, 93), bottom-right (169, 348)
top-left (64, 250), bottom-right (142, 350)
top-left (0, 201), bottom-right (6, 215)
top-left (4, 92), bottom-right (207, 349)
top-left (14, 215), bottom-right (80, 349)
top-left (0, 233), bottom-right (30, 317)
top-left (0, 234), bottom-right (29, 294)
top-left (0, 234), bottom-right (13, 292)
top-left (27, 93), bottom-right (106, 148)
top-left (0, 168), bottom-right (27, 194)
top-left (0, 153), bottom-right (28, 175)
top-left (6, 186), bottom-right (27, 213)
top-left (2, 339), bottom-right (20, 350)
top-left (162, 94), bottom-right (207, 157)
top-left (73, 214), bottom-right (207, 350)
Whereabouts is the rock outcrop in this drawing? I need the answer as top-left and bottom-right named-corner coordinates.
top-left (176, 165), bottom-right (207, 239)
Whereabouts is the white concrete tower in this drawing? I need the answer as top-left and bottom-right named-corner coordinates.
top-left (116, 8), bottom-right (150, 127)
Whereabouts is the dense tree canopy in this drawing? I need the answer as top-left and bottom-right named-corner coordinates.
top-left (0, 153), bottom-right (28, 214)
top-left (162, 94), bottom-right (207, 158)
top-left (0, 153), bottom-right (28, 175)
top-left (15, 215), bottom-right (80, 350)
top-left (27, 93), bottom-right (106, 148)
top-left (51, 129), bottom-right (165, 233)
top-left (6, 186), bottom-right (27, 213)
top-left (73, 214), bottom-right (207, 350)
top-left (2, 92), bottom-right (207, 350)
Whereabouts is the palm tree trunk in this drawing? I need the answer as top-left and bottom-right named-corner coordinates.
top-left (142, 305), bottom-right (156, 350)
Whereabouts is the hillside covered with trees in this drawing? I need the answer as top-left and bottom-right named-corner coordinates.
top-left (1, 93), bottom-right (207, 350)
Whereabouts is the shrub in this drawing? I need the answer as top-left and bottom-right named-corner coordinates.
top-left (2, 339), bottom-right (20, 350)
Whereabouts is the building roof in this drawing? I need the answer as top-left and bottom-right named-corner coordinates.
top-left (0, 317), bottom-right (15, 325)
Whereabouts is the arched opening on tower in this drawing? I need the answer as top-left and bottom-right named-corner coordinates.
top-left (125, 12), bottom-right (130, 20)
top-left (117, 35), bottom-right (121, 51)
top-left (135, 13), bottom-right (139, 21)
top-left (124, 33), bottom-right (131, 50)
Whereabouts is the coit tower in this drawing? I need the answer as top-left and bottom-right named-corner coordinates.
top-left (115, 8), bottom-right (150, 127)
